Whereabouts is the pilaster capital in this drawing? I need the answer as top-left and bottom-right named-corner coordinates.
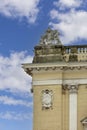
top-left (68, 84), bottom-right (79, 94)
top-left (62, 84), bottom-right (79, 94)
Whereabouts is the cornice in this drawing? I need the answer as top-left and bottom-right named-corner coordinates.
top-left (22, 62), bottom-right (87, 75)
top-left (33, 78), bottom-right (87, 86)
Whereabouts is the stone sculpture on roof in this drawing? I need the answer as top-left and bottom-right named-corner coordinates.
top-left (39, 27), bottom-right (62, 45)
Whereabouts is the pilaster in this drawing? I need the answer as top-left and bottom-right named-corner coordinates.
top-left (68, 85), bottom-right (78, 130)
top-left (62, 84), bottom-right (78, 130)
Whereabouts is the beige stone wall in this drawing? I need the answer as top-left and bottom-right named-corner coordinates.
top-left (63, 70), bottom-right (87, 79)
top-left (33, 69), bottom-right (87, 81)
top-left (32, 69), bottom-right (87, 130)
top-left (78, 85), bottom-right (87, 130)
top-left (33, 85), bottom-right (62, 130)
top-left (33, 71), bottom-right (63, 81)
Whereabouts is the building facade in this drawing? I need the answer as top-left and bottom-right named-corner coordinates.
top-left (22, 28), bottom-right (87, 130)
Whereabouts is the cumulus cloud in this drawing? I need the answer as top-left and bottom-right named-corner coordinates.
top-left (0, 51), bottom-right (33, 95)
top-left (0, 95), bottom-right (32, 107)
top-left (50, 9), bottom-right (87, 44)
top-left (54, 0), bottom-right (82, 9)
top-left (0, 0), bottom-right (40, 23)
top-left (0, 111), bottom-right (32, 120)
top-left (50, 0), bottom-right (87, 44)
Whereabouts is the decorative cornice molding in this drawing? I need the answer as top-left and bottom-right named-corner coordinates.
top-left (33, 79), bottom-right (62, 86)
top-left (33, 79), bottom-right (87, 86)
top-left (22, 64), bottom-right (87, 75)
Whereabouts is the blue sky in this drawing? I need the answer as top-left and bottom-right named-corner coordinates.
top-left (0, 0), bottom-right (87, 130)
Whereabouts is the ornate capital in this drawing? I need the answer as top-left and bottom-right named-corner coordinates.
top-left (62, 84), bottom-right (79, 94)
top-left (68, 85), bottom-right (79, 94)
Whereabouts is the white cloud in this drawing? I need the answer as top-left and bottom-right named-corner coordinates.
top-left (0, 51), bottom-right (33, 95)
top-left (0, 111), bottom-right (32, 120)
top-left (0, 96), bottom-right (32, 107)
top-left (54, 0), bottom-right (82, 9)
top-left (50, 9), bottom-right (87, 44)
top-left (0, 0), bottom-right (40, 23)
